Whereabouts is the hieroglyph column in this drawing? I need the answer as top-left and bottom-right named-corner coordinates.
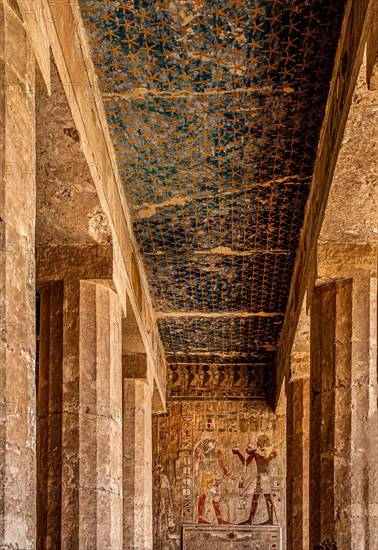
top-left (0, 1), bottom-right (36, 546)
top-left (37, 279), bottom-right (123, 550)
top-left (123, 353), bottom-right (153, 550)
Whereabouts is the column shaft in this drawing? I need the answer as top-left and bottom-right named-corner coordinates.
top-left (0, 1), bottom-right (36, 546)
top-left (310, 279), bottom-right (352, 548)
top-left (123, 377), bottom-right (153, 550)
top-left (287, 376), bottom-right (310, 550)
top-left (37, 282), bottom-right (63, 549)
top-left (350, 274), bottom-right (376, 547)
top-left (37, 280), bottom-right (123, 549)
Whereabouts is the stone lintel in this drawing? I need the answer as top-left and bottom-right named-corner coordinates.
top-left (318, 242), bottom-right (377, 278)
top-left (36, 244), bottom-right (113, 282)
top-left (122, 352), bottom-right (148, 380)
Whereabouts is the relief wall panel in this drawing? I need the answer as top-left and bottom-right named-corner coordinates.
top-left (153, 398), bottom-right (285, 549)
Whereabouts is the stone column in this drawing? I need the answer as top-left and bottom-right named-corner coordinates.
top-left (316, 242), bottom-right (377, 547)
top-left (348, 273), bottom-right (377, 548)
top-left (0, 1), bottom-right (36, 546)
top-left (123, 353), bottom-right (153, 550)
top-left (309, 279), bottom-right (352, 548)
top-left (287, 376), bottom-right (310, 550)
top-left (37, 278), bottom-right (123, 549)
top-left (37, 281), bottom-right (64, 548)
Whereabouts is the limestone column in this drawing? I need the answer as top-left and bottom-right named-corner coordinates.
top-left (348, 272), bottom-right (377, 548)
top-left (287, 376), bottom-right (310, 550)
top-left (316, 240), bottom-right (377, 548)
top-left (122, 353), bottom-right (153, 550)
top-left (309, 279), bottom-right (352, 548)
top-left (37, 278), bottom-right (123, 549)
top-left (0, 1), bottom-right (36, 546)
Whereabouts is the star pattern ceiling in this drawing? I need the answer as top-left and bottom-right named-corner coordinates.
top-left (79, 0), bottom-right (346, 387)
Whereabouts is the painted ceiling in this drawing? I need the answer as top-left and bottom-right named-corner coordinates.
top-left (79, 0), bottom-right (345, 394)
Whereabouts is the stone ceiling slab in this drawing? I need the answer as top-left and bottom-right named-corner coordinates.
top-left (78, 0), bottom-right (346, 387)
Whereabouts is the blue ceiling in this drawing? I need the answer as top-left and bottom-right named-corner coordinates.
top-left (79, 0), bottom-right (345, 395)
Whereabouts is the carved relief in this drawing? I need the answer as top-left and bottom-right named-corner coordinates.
top-left (167, 364), bottom-right (271, 399)
top-left (153, 400), bottom-right (285, 549)
top-left (182, 525), bottom-right (282, 550)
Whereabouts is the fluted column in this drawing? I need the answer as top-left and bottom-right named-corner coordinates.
top-left (0, 1), bottom-right (36, 546)
top-left (123, 353), bottom-right (153, 550)
top-left (37, 279), bottom-right (123, 549)
top-left (287, 376), bottom-right (310, 550)
top-left (309, 279), bottom-right (352, 548)
top-left (37, 282), bottom-right (64, 548)
top-left (348, 273), bottom-right (377, 547)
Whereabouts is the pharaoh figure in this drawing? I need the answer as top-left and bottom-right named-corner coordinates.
top-left (194, 438), bottom-right (235, 525)
top-left (232, 435), bottom-right (277, 525)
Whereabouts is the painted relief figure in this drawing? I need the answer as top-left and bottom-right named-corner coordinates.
top-left (194, 439), bottom-right (235, 525)
top-left (232, 435), bottom-right (277, 525)
top-left (157, 465), bottom-right (175, 535)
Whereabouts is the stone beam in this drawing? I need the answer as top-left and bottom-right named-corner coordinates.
top-left (37, 244), bottom-right (113, 282)
top-left (16, 0), bottom-right (51, 93)
top-left (38, 0), bottom-right (166, 407)
top-left (275, 0), bottom-right (375, 402)
top-left (156, 311), bottom-right (284, 319)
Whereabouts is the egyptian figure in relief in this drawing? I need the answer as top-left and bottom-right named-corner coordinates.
top-left (194, 438), bottom-right (235, 525)
top-left (232, 434), bottom-right (277, 525)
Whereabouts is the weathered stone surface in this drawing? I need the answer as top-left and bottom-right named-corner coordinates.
top-left (122, 353), bottom-right (148, 380)
top-left (37, 279), bottom-right (123, 549)
top-left (0, 2), bottom-right (36, 546)
top-left (310, 279), bottom-right (353, 549)
top-left (36, 61), bottom-right (111, 247)
top-left (286, 377), bottom-right (309, 550)
top-left (182, 525), bottom-right (282, 549)
top-left (123, 377), bottom-right (153, 550)
top-left (319, 56), bottom-right (377, 246)
top-left (37, 244), bottom-right (113, 282)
